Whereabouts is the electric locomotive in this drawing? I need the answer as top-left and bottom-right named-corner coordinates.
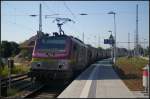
top-left (29, 33), bottom-right (88, 81)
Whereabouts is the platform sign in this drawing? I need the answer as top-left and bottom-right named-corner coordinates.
top-left (104, 39), bottom-right (109, 44)
top-left (104, 38), bottom-right (115, 44)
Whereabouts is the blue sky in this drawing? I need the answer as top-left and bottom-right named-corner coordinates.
top-left (1, 1), bottom-right (149, 49)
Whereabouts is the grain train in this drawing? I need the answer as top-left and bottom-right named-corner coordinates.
top-left (29, 33), bottom-right (110, 81)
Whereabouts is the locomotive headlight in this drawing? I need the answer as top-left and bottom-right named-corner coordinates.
top-left (31, 62), bottom-right (42, 69)
top-left (58, 60), bottom-right (69, 70)
top-left (36, 62), bottom-right (42, 67)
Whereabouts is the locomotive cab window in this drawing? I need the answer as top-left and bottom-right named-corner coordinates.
top-left (36, 37), bottom-right (67, 51)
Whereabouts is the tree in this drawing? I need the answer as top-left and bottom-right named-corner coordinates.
top-left (0, 41), bottom-right (12, 58)
top-left (0, 58), bottom-right (4, 68)
top-left (0, 41), bottom-right (20, 58)
top-left (97, 46), bottom-right (103, 51)
top-left (145, 46), bottom-right (149, 56)
top-left (10, 41), bottom-right (20, 57)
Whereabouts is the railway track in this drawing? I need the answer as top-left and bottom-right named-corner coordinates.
top-left (0, 73), bottom-right (29, 87)
top-left (1, 70), bottom-right (83, 98)
top-left (32, 83), bottom-right (68, 98)
top-left (0, 73), bottom-right (31, 97)
top-left (21, 83), bottom-right (45, 98)
top-left (17, 80), bottom-right (71, 98)
top-left (5, 81), bottom-right (44, 98)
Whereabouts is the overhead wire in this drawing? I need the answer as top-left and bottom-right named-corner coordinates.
top-left (1, 11), bottom-right (137, 16)
top-left (2, 2), bottom-right (37, 32)
top-left (42, 1), bottom-right (58, 15)
top-left (62, 1), bottom-right (83, 38)
top-left (65, 24), bottom-right (80, 36)
top-left (42, 1), bottom-right (61, 33)
top-left (63, 1), bottom-right (77, 20)
top-left (4, 20), bottom-right (36, 32)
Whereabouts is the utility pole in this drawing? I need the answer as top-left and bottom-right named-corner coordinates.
top-left (128, 32), bottom-right (130, 56)
top-left (29, 3), bottom-right (43, 34)
top-left (143, 39), bottom-right (147, 56)
top-left (134, 30), bottom-right (136, 56)
top-left (37, 3), bottom-right (44, 38)
top-left (135, 4), bottom-right (139, 56)
top-left (39, 3), bottom-right (42, 32)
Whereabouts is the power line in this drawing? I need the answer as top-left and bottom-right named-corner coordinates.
top-left (117, 41), bottom-right (148, 44)
top-left (4, 20), bottom-right (35, 32)
top-left (63, 1), bottom-right (77, 20)
top-left (61, 1), bottom-right (83, 38)
top-left (1, 11), bottom-right (138, 16)
top-left (65, 24), bottom-right (80, 36)
top-left (2, 11), bottom-right (139, 18)
top-left (62, 1), bottom-right (84, 39)
top-left (42, 1), bottom-right (57, 14)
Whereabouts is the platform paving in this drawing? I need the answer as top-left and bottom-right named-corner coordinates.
top-left (58, 59), bottom-right (136, 98)
top-left (95, 59), bottom-right (135, 98)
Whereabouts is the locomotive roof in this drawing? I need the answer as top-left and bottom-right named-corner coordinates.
top-left (38, 33), bottom-right (88, 48)
top-left (70, 36), bottom-right (88, 48)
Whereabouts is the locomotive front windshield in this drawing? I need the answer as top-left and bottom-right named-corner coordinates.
top-left (36, 37), bottom-right (67, 51)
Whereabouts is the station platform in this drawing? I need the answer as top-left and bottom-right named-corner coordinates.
top-left (58, 59), bottom-right (136, 98)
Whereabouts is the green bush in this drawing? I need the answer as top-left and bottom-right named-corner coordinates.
top-left (12, 65), bottom-right (29, 74)
top-left (7, 88), bottom-right (18, 96)
top-left (0, 66), bottom-right (9, 77)
top-left (0, 65), bottom-right (30, 77)
top-left (116, 57), bottom-right (148, 69)
top-left (0, 59), bottom-right (4, 67)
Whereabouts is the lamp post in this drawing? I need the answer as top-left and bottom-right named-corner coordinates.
top-left (143, 39), bottom-right (147, 56)
top-left (108, 11), bottom-right (117, 63)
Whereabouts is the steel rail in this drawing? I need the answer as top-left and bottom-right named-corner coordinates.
top-left (0, 73), bottom-right (29, 87)
top-left (22, 84), bottom-right (45, 98)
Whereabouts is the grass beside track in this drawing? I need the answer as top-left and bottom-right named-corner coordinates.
top-left (113, 56), bottom-right (149, 91)
top-left (7, 88), bottom-right (18, 96)
top-left (0, 65), bottom-right (30, 78)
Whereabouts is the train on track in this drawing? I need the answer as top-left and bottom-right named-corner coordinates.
top-left (29, 32), bottom-right (111, 81)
